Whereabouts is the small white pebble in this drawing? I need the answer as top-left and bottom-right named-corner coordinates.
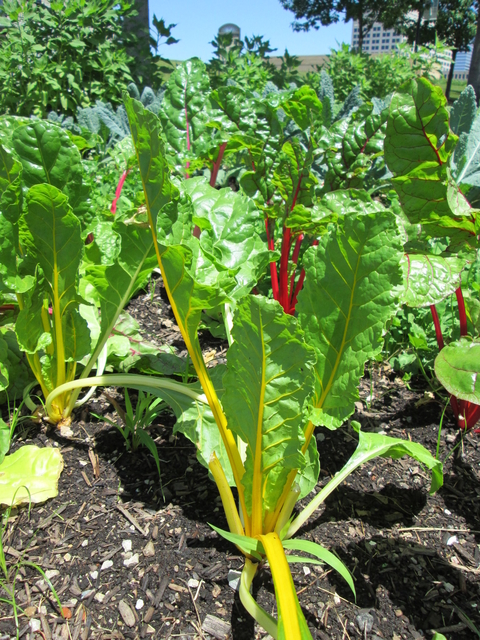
top-left (79, 460), bottom-right (88, 467)
top-left (303, 566), bottom-right (311, 576)
top-left (29, 620), bottom-right (41, 632)
top-left (101, 560), bottom-right (113, 571)
top-left (187, 578), bottom-right (199, 589)
top-left (136, 599), bottom-right (144, 610)
top-left (81, 539), bottom-right (88, 547)
top-left (45, 570), bottom-right (59, 580)
top-left (123, 553), bottom-right (139, 568)
top-left (94, 593), bottom-right (105, 603)
top-left (90, 571), bottom-right (98, 580)
top-left (64, 553), bottom-right (72, 562)
top-left (444, 509), bottom-right (452, 516)
top-left (446, 535), bottom-right (458, 546)
top-left (122, 540), bottom-right (132, 553)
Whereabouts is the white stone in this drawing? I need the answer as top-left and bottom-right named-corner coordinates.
top-left (122, 539), bottom-right (132, 553)
top-left (81, 539), bottom-right (88, 547)
top-left (187, 578), bottom-right (199, 589)
top-left (227, 570), bottom-right (241, 591)
top-left (94, 593), bottom-right (105, 603)
top-left (123, 553), bottom-right (139, 568)
top-left (303, 566), bottom-right (311, 576)
top-left (135, 598), bottom-right (144, 610)
top-left (45, 570), bottom-right (59, 580)
top-left (101, 560), bottom-right (113, 571)
top-left (90, 571), bottom-right (98, 580)
top-left (446, 535), bottom-right (458, 546)
top-left (29, 619), bottom-right (41, 632)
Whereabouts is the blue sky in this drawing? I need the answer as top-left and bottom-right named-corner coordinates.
top-left (149, 0), bottom-right (352, 61)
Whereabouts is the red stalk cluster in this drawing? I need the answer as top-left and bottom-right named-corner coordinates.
top-left (430, 287), bottom-right (480, 432)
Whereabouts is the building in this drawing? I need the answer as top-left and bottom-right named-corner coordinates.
top-left (351, 23), bottom-right (405, 53)
top-left (351, 1), bottom-right (439, 54)
top-left (450, 44), bottom-right (473, 81)
top-left (218, 23), bottom-right (241, 44)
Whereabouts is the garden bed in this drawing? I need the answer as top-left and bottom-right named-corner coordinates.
top-left (1, 279), bottom-right (479, 640)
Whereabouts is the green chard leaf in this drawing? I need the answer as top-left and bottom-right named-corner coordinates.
top-left (384, 78), bottom-right (475, 239)
top-left (0, 445), bottom-right (64, 506)
top-left (124, 94), bottom-right (177, 231)
top-left (222, 295), bottom-right (316, 522)
top-left (0, 144), bottom-right (23, 294)
top-left (17, 185), bottom-right (90, 383)
top-left (157, 59), bottom-right (213, 174)
top-left (298, 208), bottom-right (403, 429)
top-left (402, 254), bottom-right (466, 307)
top-left (11, 120), bottom-right (90, 222)
top-left (435, 339), bottom-right (480, 404)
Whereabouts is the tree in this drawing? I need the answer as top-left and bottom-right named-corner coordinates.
top-left (468, 2), bottom-right (480, 101)
top-left (279, 0), bottom-right (390, 51)
top-left (379, 1), bottom-right (437, 51)
top-left (436, 0), bottom-right (476, 100)
top-left (381, 0), bottom-right (476, 100)
top-left (123, 0), bottom-right (150, 66)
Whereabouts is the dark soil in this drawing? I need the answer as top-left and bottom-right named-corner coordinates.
top-left (1, 278), bottom-right (479, 640)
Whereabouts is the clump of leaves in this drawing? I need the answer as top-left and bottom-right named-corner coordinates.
top-left (0, 0), bottom-right (136, 117)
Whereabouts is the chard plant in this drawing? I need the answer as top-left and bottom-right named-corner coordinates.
top-left (384, 80), bottom-right (480, 432)
top-left (0, 117), bottom-right (162, 423)
top-left (46, 96), bottom-right (443, 638)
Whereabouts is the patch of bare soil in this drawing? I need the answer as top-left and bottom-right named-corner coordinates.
top-left (1, 279), bottom-right (479, 640)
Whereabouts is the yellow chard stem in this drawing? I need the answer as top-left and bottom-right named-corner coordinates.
top-left (258, 532), bottom-right (303, 640)
top-left (209, 453), bottom-right (244, 538)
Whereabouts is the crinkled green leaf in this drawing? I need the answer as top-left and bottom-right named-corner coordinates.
top-left (450, 85), bottom-right (477, 136)
top-left (402, 254), bottom-right (465, 307)
top-left (105, 312), bottom-right (185, 376)
top-left (0, 329), bottom-right (33, 406)
top-left (297, 208), bottom-right (402, 429)
top-left (324, 103), bottom-right (388, 192)
top-left (0, 144), bottom-right (23, 294)
top-left (182, 177), bottom-right (270, 298)
top-left (281, 85), bottom-right (322, 132)
top-left (0, 445), bottom-right (64, 506)
top-left (435, 339), bottom-right (480, 404)
top-left (273, 139), bottom-right (316, 211)
top-left (222, 295), bottom-right (316, 518)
